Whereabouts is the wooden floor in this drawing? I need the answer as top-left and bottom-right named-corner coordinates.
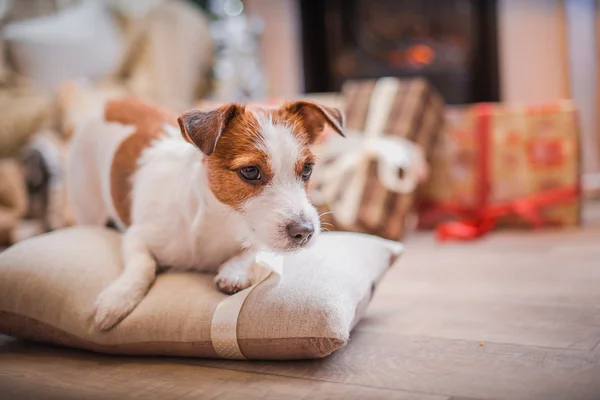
top-left (2, 203), bottom-right (600, 400)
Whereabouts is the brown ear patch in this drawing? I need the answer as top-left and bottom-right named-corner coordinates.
top-left (107, 98), bottom-right (178, 227)
top-left (281, 100), bottom-right (345, 144)
top-left (178, 104), bottom-right (245, 156)
top-left (202, 110), bottom-right (271, 210)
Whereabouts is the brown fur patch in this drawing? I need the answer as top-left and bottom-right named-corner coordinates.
top-left (272, 110), bottom-right (313, 147)
top-left (175, 101), bottom-right (344, 211)
top-left (105, 97), bottom-right (178, 133)
top-left (204, 111), bottom-right (272, 210)
top-left (271, 104), bottom-right (334, 192)
top-left (178, 104), bottom-right (245, 156)
top-left (107, 98), bottom-right (178, 226)
top-left (201, 103), bottom-right (342, 208)
top-left (277, 101), bottom-right (344, 144)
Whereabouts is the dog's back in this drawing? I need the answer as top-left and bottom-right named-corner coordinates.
top-left (66, 98), bottom-right (177, 230)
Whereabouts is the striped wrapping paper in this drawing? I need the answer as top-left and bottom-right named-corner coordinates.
top-left (315, 77), bottom-right (445, 241)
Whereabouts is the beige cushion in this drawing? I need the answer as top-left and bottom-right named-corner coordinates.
top-left (0, 227), bottom-right (401, 360)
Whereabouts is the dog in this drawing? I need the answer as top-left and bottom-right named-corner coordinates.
top-left (66, 97), bottom-right (344, 331)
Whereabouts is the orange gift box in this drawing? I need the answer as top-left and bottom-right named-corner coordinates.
top-left (418, 101), bottom-right (581, 240)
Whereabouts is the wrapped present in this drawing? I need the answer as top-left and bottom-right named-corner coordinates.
top-left (342, 77), bottom-right (444, 149)
top-left (418, 101), bottom-right (581, 240)
top-left (310, 77), bottom-right (445, 241)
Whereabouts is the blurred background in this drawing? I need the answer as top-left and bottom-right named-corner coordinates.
top-left (0, 0), bottom-right (598, 245)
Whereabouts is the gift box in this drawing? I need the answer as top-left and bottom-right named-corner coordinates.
top-left (310, 77), bottom-right (445, 241)
top-left (418, 101), bottom-right (581, 240)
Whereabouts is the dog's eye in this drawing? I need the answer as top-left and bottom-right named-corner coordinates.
top-left (239, 166), bottom-right (261, 182)
top-left (301, 163), bottom-right (314, 181)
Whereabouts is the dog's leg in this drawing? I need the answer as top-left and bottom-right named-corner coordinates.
top-left (92, 227), bottom-right (157, 330)
top-left (215, 250), bottom-right (257, 295)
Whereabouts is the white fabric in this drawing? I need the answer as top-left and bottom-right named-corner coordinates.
top-left (211, 252), bottom-right (283, 359)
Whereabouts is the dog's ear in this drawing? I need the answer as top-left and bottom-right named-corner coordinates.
top-left (282, 100), bottom-right (345, 142)
top-left (178, 104), bottom-right (244, 156)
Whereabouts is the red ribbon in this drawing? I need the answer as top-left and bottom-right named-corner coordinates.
top-left (433, 185), bottom-right (579, 241)
top-left (419, 103), bottom-right (580, 242)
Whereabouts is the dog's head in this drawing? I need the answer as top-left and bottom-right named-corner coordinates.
top-left (178, 101), bottom-right (344, 252)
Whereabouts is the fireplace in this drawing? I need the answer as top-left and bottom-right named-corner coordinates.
top-left (299, 0), bottom-right (500, 105)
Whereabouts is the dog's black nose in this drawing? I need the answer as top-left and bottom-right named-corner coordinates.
top-left (286, 220), bottom-right (314, 243)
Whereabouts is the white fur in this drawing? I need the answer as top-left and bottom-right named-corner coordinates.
top-left (66, 116), bottom-right (134, 227)
top-left (240, 112), bottom-right (320, 250)
top-left (67, 108), bottom-right (320, 330)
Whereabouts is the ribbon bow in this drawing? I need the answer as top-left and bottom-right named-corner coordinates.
top-left (311, 77), bottom-right (429, 228)
top-left (311, 132), bottom-right (426, 227)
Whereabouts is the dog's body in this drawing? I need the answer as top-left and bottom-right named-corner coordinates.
top-left (67, 98), bottom-right (343, 330)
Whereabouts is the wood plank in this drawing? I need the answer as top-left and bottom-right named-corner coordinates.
top-left (183, 331), bottom-right (600, 400)
top-left (368, 268), bottom-right (600, 347)
top-left (365, 223), bottom-right (600, 350)
top-left (0, 336), bottom-right (446, 400)
top-left (359, 292), bottom-right (600, 350)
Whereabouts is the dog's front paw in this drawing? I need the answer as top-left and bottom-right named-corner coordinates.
top-left (214, 270), bottom-right (253, 295)
top-left (92, 282), bottom-right (142, 331)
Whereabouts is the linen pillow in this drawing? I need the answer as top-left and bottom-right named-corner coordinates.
top-left (0, 227), bottom-right (401, 360)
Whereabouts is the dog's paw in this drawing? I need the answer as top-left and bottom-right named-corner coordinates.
top-left (214, 271), bottom-right (253, 295)
top-left (92, 283), bottom-right (141, 331)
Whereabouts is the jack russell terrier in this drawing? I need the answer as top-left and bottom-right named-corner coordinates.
top-left (66, 98), bottom-right (344, 331)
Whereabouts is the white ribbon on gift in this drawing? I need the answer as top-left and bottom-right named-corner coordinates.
top-left (311, 77), bottom-right (427, 228)
top-left (210, 252), bottom-right (284, 360)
